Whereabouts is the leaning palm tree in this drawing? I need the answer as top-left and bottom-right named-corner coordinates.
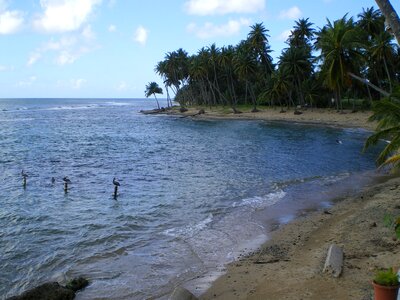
top-left (365, 89), bottom-right (400, 171)
top-left (145, 82), bottom-right (163, 109)
top-left (374, 0), bottom-right (400, 45)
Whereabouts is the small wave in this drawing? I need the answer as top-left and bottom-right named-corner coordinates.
top-left (46, 104), bottom-right (100, 111)
top-left (163, 214), bottom-right (213, 238)
top-left (103, 101), bottom-right (133, 106)
top-left (322, 172), bottom-right (351, 185)
top-left (233, 190), bottom-right (286, 209)
top-left (0, 118), bottom-right (34, 122)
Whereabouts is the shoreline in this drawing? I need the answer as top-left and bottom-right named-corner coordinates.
top-left (152, 107), bottom-right (400, 299)
top-left (197, 174), bottom-right (400, 299)
top-left (158, 106), bottom-right (377, 131)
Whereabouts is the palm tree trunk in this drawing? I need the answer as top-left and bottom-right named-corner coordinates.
top-left (374, 0), bottom-right (400, 45)
top-left (348, 72), bottom-right (391, 97)
top-left (165, 86), bottom-right (171, 108)
top-left (229, 73), bottom-right (238, 106)
top-left (245, 81), bottom-right (248, 105)
top-left (382, 55), bottom-right (393, 93)
top-left (153, 95), bottom-right (160, 109)
top-left (249, 83), bottom-right (258, 111)
top-left (297, 77), bottom-right (305, 106)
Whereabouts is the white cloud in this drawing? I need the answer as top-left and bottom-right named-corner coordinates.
top-left (81, 25), bottom-right (95, 39)
top-left (16, 76), bottom-right (37, 87)
top-left (27, 27), bottom-right (98, 66)
top-left (277, 29), bottom-right (292, 41)
top-left (0, 10), bottom-right (24, 34)
top-left (184, 0), bottom-right (264, 15)
top-left (187, 18), bottom-right (251, 39)
top-left (108, 24), bottom-right (116, 32)
top-left (107, 0), bottom-right (116, 7)
top-left (56, 78), bottom-right (86, 89)
top-left (0, 0), bottom-right (6, 12)
top-left (71, 78), bottom-right (86, 89)
top-left (116, 81), bottom-right (127, 91)
top-left (0, 64), bottom-right (13, 71)
top-left (279, 6), bottom-right (302, 20)
top-left (27, 52), bottom-right (42, 66)
top-left (134, 25), bottom-right (148, 45)
top-left (34, 0), bottom-right (101, 33)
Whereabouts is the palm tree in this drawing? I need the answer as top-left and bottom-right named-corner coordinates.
top-left (365, 93), bottom-right (400, 171)
top-left (358, 7), bottom-right (384, 40)
top-left (279, 46), bottom-right (313, 106)
top-left (234, 43), bottom-right (259, 111)
top-left (145, 82), bottom-right (163, 109)
top-left (289, 18), bottom-right (315, 48)
top-left (316, 15), bottom-right (364, 110)
top-left (261, 70), bottom-right (292, 108)
top-left (247, 23), bottom-right (274, 76)
top-left (369, 31), bottom-right (397, 93)
top-left (219, 45), bottom-right (238, 109)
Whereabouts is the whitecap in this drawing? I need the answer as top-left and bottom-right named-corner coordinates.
top-left (163, 214), bottom-right (213, 238)
top-left (233, 189), bottom-right (286, 209)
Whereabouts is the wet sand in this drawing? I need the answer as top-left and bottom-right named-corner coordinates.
top-left (199, 176), bottom-right (400, 299)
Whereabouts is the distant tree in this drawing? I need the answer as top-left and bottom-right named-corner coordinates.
top-left (145, 82), bottom-right (163, 109)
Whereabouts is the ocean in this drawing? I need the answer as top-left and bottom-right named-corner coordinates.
top-left (0, 98), bottom-right (382, 299)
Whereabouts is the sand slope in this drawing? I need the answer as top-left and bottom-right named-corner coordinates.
top-left (200, 177), bottom-right (400, 299)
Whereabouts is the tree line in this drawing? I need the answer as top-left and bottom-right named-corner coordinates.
top-left (147, 7), bottom-right (399, 112)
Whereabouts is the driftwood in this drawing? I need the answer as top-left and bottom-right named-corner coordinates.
top-left (323, 244), bottom-right (344, 278)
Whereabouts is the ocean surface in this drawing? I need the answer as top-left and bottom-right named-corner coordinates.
top-left (0, 98), bottom-right (382, 299)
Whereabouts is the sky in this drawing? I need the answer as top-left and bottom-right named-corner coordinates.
top-left (0, 0), bottom-right (398, 98)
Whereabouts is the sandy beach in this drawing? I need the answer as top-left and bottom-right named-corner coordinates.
top-left (198, 175), bottom-right (400, 299)
top-left (162, 107), bottom-right (400, 299)
top-left (166, 106), bottom-right (376, 131)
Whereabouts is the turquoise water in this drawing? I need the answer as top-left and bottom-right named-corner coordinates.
top-left (0, 99), bottom-right (381, 299)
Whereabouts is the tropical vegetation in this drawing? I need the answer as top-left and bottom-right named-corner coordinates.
top-left (151, 8), bottom-right (399, 111)
top-left (148, 4), bottom-right (400, 171)
top-left (144, 81), bottom-right (163, 109)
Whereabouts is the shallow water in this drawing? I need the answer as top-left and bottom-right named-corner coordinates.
top-left (0, 99), bottom-right (382, 299)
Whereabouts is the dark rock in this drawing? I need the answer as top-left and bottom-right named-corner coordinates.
top-left (294, 110), bottom-right (303, 115)
top-left (7, 282), bottom-right (75, 300)
top-left (65, 277), bottom-right (89, 292)
top-left (251, 108), bottom-right (260, 113)
top-left (279, 109), bottom-right (286, 113)
top-left (179, 107), bottom-right (188, 113)
top-left (198, 109), bottom-right (205, 114)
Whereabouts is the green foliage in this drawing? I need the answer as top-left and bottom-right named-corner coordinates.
top-left (364, 91), bottom-right (400, 170)
top-left (374, 268), bottom-right (399, 286)
top-left (383, 214), bottom-right (400, 239)
top-left (152, 7), bottom-right (399, 110)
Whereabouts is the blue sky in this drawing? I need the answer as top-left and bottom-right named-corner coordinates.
top-left (0, 0), bottom-right (398, 98)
